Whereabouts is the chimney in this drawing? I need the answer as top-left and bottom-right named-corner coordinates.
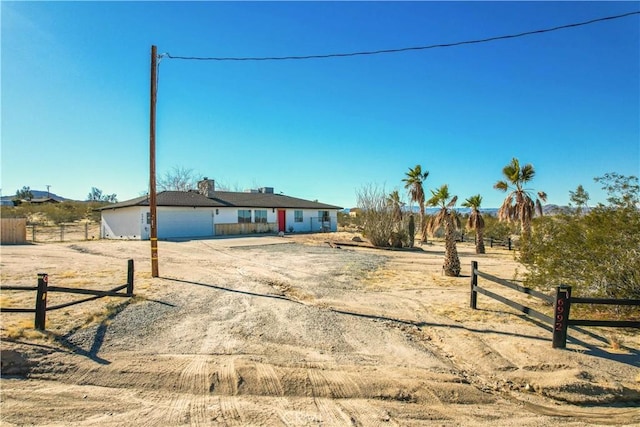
top-left (198, 178), bottom-right (215, 198)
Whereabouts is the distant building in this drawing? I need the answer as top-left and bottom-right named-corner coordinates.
top-left (99, 179), bottom-right (342, 240)
top-left (28, 197), bottom-right (60, 204)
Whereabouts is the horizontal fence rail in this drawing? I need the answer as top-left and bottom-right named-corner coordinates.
top-left (470, 261), bottom-right (553, 328)
top-left (567, 297), bottom-right (640, 329)
top-left (0, 259), bottom-right (134, 330)
top-left (470, 261), bottom-right (640, 349)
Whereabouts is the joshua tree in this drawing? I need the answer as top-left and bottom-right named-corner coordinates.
top-left (462, 194), bottom-right (485, 254)
top-left (426, 184), bottom-right (461, 277)
top-left (494, 157), bottom-right (547, 242)
top-left (402, 164), bottom-right (429, 243)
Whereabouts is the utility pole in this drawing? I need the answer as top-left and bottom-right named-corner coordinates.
top-left (149, 45), bottom-right (159, 277)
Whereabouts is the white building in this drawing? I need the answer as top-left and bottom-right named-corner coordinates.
top-left (100, 179), bottom-right (341, 240)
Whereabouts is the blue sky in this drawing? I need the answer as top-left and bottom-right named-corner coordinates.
top-left (2, 1), bottom-right (638, 209)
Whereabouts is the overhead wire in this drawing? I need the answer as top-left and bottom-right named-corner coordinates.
top-left (162, 10), bottom-right (639, 62)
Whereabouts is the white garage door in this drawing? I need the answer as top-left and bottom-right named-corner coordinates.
top-left (158, 208), bottom-right (214, 239)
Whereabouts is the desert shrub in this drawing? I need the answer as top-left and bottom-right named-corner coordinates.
top-left (356, 184), bottom-right (396, 247)
top-left (0, 201), bottom-right (106, 225)
top-left (522, 174), bottom-right (640, 300)
top-left (523, 207), bottom-right (640, 299)
top-left (483, 215), bottom-right (516, 241)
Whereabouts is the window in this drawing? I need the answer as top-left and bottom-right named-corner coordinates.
top-left (238, 209), bottom-right (251, 223)
top-left (294, 210), bottom-right (303, 223)
top-left (255, 210), bottom-right (267, 224)
top-left (318, 210), bottom-right (330, 222)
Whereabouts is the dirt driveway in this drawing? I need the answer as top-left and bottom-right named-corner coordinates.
top-left (1, 233), bottom-right (638, 426)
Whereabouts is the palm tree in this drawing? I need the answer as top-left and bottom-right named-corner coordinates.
top-left (494, 158), bottom-right (547, 242)
top-left (426, 185), bottom-right (461, 277)
top-left (402, 165), bottom-right (429, 243)
top-left (386, 190), bottom-right (404, 224)
top-left (462, 194), bottom-right (485, 254)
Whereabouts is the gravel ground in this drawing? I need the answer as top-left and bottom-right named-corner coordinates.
top-left (1, 235), bottom-right (638, 426)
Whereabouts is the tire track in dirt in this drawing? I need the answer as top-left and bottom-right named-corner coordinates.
top-left (129, 355), bottom-right (214, 426)
top-left (169, 355), bottom-right (212, 425)
top-left (254, 362), bottom-right (300, 426)
top-left (307, 366), bottom-right (363, 425)
top-left (313, 397), bottom-right (355, 426)
top-left (337, 400), bottom-right (400, 427)
top-left (255, 362), bottom-right (284, 396)
top-left (218, 396), bottom-right (244, 426)
top-left (211, 357), bottom-right (245, 425)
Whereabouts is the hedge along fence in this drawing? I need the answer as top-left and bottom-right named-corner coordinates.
top-left (1, 218), bottom-right (27, 245)
top-left (0, 260), bottom-right (134, 331)
top-left (469, 261), bottom-right (640, 349)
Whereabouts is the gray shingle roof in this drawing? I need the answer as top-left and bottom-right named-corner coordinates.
top-left (100, 191), bottom-right (342, 210)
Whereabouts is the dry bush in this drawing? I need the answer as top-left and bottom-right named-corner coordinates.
top-left (356, 184), bottom-right (396, 247)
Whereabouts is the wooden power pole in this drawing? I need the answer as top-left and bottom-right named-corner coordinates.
top-left (149, 45), bottom-right (159, 277)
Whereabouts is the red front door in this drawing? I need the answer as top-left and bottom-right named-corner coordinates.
top-left (278, 210), bottom-right (286, 232)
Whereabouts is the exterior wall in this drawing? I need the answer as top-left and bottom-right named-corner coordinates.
top-left (102, 206), bottom-right (338, 240)
top-left (215, 207), bottom-right (337, 234)
top-left (285, 209), bottom-right (338, 233)
top-left (157, 207), bottom-right (215, 239)
top-left (102, 206), bottom-right (216, 239)
top-left (215, 207), bottom-right (276, 236)
top-left (102, 206), bottom-right (144, 239)
top-left (215, 207), bottom-right (278, 225)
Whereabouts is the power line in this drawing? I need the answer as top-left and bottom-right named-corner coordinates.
top-left (163, 10), bottom-right (639, 62)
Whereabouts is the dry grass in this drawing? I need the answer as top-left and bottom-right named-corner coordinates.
top-left (57, 270), bottom-right (80, 279)
top-left (2, 318), bottom-right (46, 340)
top-left (1, 264), bottom-right (143, 338)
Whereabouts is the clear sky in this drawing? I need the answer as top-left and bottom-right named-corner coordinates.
top-left (2, 1), bottom-right (639, 209)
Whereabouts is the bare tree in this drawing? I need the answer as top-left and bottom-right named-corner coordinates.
top-left (356, 184), bottom-right (396, 247)
top-left (157, 166), bottom-right (199, 192)
top-left (87, 187), bottom-right (117, 203)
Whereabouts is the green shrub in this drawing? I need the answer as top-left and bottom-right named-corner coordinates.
top-left (523, 207), bottom-right (640, 299)
top-left (522, 174), bottom-right (640, 300)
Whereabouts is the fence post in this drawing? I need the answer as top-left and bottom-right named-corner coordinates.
top-left (508, 237), bottom-right (512, 251)
top-left (85, 222), bottom-right (89, 240)
top-left (127, 259), bottom-right (135, 296)
top-left (552, 285), bottom-right (572, 349)
top-left (470, 261), bottom-right (478, 309)
top-left (32, 225), bottom-right (36, 242)
top-left (490, 237), bottom-right (493, 248)
top-left (35, 273), bottom-right (49, 331)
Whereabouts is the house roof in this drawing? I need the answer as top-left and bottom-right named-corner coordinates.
top-left (28, 197), bottom-right (60, 204)
top-left (99, 191), bottom-right (342, 211)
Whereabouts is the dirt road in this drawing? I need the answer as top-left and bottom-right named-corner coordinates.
top-left (1, 234), bottom-right (638, 426)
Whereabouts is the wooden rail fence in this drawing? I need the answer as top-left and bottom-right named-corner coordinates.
top-left (470, 261), bottom-right (640, 348)
top-left (0, 260), bottom-right (134, 331)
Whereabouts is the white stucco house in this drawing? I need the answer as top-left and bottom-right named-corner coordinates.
top-left (100, 179), bottom-right (342, 240)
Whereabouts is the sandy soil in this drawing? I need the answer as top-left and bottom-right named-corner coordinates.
top-left (1, 232), bottom-right (638, 426)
